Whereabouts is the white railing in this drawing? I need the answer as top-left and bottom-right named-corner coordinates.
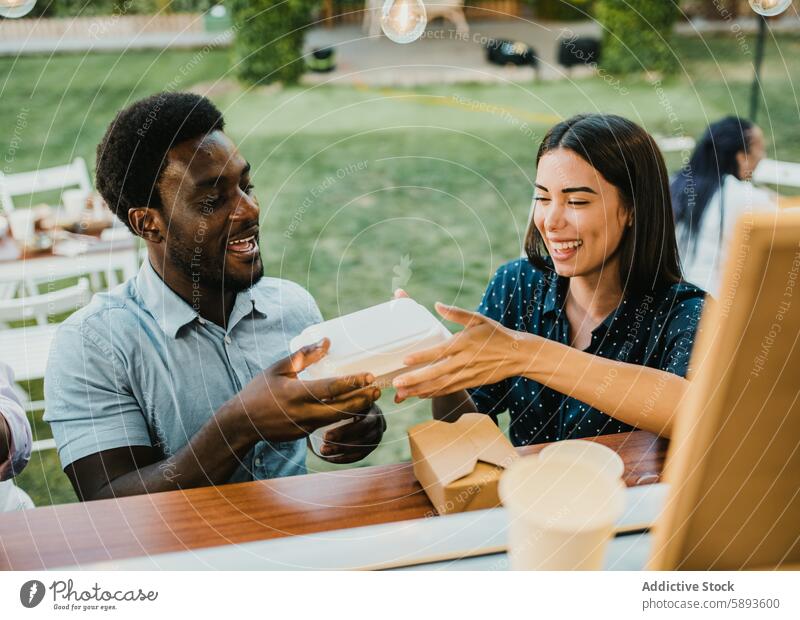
top-left (0, 13), bottom-right (204, 40)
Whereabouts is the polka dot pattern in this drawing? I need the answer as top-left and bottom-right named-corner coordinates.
top-left (468, 258), bottom-right (706, 447)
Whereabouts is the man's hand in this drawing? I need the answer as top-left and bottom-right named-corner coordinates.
top-left (231, 338), bottom-right (382, 444)
top-left (64, 339), bottom-right (381, 502)
top-left (316, 403), bottom-right (386, 464)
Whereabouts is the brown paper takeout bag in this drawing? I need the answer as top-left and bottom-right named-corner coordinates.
top-left (408, 413), bottom-right (519, 515)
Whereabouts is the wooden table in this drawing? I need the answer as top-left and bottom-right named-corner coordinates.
top-left (0, 430), bottom-right (667, 570)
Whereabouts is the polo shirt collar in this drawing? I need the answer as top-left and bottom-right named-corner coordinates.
top-left (137, 260), bottom-right (199, 338)
top-left (248, 283), bottom-right (271, 318)
top-left (228, 284), bottom-right (269, 329)
top-left (137, 260), bottom-right (269, 338)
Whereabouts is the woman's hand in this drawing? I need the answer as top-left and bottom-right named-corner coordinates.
top-left (392, 302), bottom-right (535, 402)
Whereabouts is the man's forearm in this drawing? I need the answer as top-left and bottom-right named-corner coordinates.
top-left (90, 400), bottom-right (256, 499)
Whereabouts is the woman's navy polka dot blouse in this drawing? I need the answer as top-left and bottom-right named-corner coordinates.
top-left (467, 258), bottom-right (707, 446)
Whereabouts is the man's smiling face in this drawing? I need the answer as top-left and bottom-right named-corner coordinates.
top-left (156, 129), bottom-right (263, 293)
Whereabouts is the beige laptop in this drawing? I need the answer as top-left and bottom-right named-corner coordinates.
top-left (648, 210), bottom-right (800, 570)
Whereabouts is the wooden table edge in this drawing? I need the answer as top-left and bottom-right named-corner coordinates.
top-left (0, 430), bottom-right (667, 570)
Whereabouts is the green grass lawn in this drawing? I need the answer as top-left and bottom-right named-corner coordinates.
top-left (3, 32), bottom-right (799, 507)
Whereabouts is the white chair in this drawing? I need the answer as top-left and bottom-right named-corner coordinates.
top-left (752, 158), bottom-right (800, 189)
top-left (0, 156), bottom-right (92, 214)
top-left (0, 277), bottom-right (89, 327)
top-left (0, 280), bottom-right (18, 301)
top-left (0, 158), bottom-right (139, 294)
top-left (656, 136), bottom-right (696, 154)
top-left (0, 238), bottom-right (140, 303)
top-left (0, 278), bottom-right (90, 413)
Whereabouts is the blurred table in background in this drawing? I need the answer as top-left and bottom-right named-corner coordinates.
top-left (0, 209), bottom-right (140, 295)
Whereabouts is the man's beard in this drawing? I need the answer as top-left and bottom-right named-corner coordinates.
top-left (167, 235), bottom-right (264, 295)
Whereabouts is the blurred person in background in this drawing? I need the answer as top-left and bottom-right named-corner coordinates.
top-left (671, 116), bottom-right (777, 296)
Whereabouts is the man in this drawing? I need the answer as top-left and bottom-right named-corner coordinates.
top-left (1, 361), bottom-right (33, 511)
top-left (44, 92), bottom-right (385, 501)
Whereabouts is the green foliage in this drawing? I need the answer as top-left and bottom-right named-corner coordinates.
top-left (23, 0), bottom-right (215, 18)
top-left (229, 0), bottom-right (316, 86)
top-left (596, 0), bottom-right (680, 75)
top-left (166, 0), bottom-right (219, 12)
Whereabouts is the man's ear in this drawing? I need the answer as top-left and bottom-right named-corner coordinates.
top-left (128, 207), bottom-right (163, 242)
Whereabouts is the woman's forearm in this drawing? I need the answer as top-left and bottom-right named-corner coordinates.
top-left (515, 335), bottom-right (688, 436)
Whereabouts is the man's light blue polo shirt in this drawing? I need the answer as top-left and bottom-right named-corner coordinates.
top-left (44, 259), bottom-right (322, 482)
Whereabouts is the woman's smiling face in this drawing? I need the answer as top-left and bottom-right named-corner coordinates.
top-left (532, 148), bottom-right (631, 279)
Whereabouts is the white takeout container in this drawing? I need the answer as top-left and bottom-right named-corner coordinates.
top-left (290, 297), bottom-right (452, 385)
top-left (290, 297), bottom-right (452, 457)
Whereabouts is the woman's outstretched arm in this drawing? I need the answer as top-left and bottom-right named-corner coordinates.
top-left (514, 337), bottom-right (686, 437)
top-left (394, 303), bottom-right (690, 437)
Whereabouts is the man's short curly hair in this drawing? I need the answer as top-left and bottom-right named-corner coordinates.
top-left (95, 92), bottom-right (225, 230)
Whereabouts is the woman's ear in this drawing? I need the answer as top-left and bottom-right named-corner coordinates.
top-left (128, 207), bottom-right (163, 242)
top-left (620, 205), bottom-right (634, 228)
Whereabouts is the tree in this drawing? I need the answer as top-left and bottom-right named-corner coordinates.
top-left (229, 0), bottom-right (317, 86)
top-left (596, 0), bottom-right (680, 75)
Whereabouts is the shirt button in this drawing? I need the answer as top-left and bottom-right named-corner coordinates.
top-left (254, 457), bottom-right (262, 467)
top-left (224, 335), bottom-right (232, 345)
top-left (198, 317), bottom-right (206, 325)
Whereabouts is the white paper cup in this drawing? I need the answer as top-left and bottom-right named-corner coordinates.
top-left (7, 209), bottom-right (36, 242)
top-left (538, 439), bottom-right (625, 481)
top-left (309, 418), bottom-right (354, 458)
top-left (62, 188), bottom-right (89, 220)
top-left (499, 455), bottom-right (626, 570)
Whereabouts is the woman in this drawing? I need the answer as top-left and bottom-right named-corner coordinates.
top-left (671, 116), bottom-right (775, 296)
top-left (393, 114), bottom-right (705, 444)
